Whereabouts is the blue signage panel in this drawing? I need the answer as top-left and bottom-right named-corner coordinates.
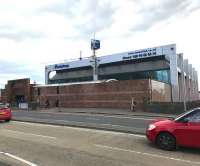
top-left (55, 64), bottom-right (69, 69)
top-left (91, 39), bottom-right (100, 50)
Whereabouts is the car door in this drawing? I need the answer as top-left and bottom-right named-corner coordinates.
top-left (186, 111), bottom-right (200, 148)
top-left (175, 109), bottom-right (200, 148)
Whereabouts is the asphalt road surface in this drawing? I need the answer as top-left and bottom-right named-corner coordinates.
top-left (12, 110), bottom-right (159, 134)
top-left (0, 121), bottom-right (200, 166)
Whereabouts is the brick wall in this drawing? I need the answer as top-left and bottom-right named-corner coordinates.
top-left (2, 78), bottom-right (32, 104)
top-left (1, 89), bottom-right (7, 103)
top-left (34, 80), bottom-right (151, 109)
top-left (144, 101), bottom-right (200, 115)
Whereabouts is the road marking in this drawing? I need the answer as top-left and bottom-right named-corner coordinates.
top-left (15, 117), bottom-right (132, 128)
top-left (3, 129), bottom-right (57, 139)
top-left (92, 115), bottom-right (155, 121)
top-left (86, 117), bottom-right (100, 121)
top-left (15, 117), bottom-right (143, 131)
top-left (13, 117), bottom-right (146, 135)
top-left (95, 144), bottom-right (200, 165)
top-left (0, 151), bottom-right (38, 166)
top-left (12, 121), bottom-right (62, 128)
top-left (12, 121), bottom-right (146, 138)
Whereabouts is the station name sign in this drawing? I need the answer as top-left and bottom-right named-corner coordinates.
top-left (123, 48), bottom-right (157, 60)
top-left (55, 64), bottom-right (69, 69)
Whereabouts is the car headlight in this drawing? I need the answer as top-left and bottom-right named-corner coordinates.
top-left (148, 124), bottom-right (156, 131)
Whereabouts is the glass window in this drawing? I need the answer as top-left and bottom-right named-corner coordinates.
top-left (99, 69), bottom-right (170, 84)
top-left (187, 110), bottom-right (200, 123)
top-left (177, 109), bottom-right (200, 123)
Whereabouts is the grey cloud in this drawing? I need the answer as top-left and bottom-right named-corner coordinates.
top-left (74, 0), bottom-right (117, 37)
top-left (0, 60), bottom-right (44, 84)
top-left (38, 0), bottom-right (116, 37)
top-left (132, 0), bottom-right (200, 32)
top-left (36, 0), bottom-right (79, 17)
top-left (0, 60), bottom-right (32, 74)
top-left (0, 30), bottom-right (45, 41)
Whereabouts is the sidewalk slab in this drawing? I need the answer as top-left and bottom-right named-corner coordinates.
top-left (13, 107), bottom-right (175, 118)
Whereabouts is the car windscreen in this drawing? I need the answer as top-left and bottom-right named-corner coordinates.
top-left (0, 104), bottom-right (6, 109)
top-left (174, 109), bottom-right (197, 121)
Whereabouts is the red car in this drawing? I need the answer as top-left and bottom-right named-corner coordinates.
top-left (0, 103), bottom-right (12, 122)
top-left (146, 108), bottom-right (200, 150)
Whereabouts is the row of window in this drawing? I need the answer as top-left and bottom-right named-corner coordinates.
top-left (98, 70), bottom-right (170, 84)
top-left (47, 69), bottom-right (170, 85)
top-left (48, 76), bottom-right (93, 84)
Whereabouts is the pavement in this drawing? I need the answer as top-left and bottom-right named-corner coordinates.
top-left (16, 107), bottom-right (175, 118)
top-left (0, 121), bottom-right (200, 166)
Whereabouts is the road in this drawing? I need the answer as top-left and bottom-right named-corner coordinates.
top-left (12, 110), bottom-right (159, 134)
top-left (0, 121), bottom-right (200, 166)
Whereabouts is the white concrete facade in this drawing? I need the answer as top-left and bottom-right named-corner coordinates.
top-left (45, 44), bottom-right (199, 102)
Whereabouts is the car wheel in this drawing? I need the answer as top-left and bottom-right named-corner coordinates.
top-left (5, 119), bottom-right (11, 122)
top-left (156, 132), bottom-right (176, 150)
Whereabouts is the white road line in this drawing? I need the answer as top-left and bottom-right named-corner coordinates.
top-left (95, 144), bottom-right (200, 165)
top-left (12, 121), bottom-right (146, 138)
top-left (15, 117), bottom-right (121, 127)
top-left (0, 151), bottom-right (38, 166)
top-left (12, 121), bottom-right (62, 128)
top-left (57, 118), bottom-right (138, 130)
top-left (15, 117), bottom-right (140, 129)
top-left (3, 129), bottom-right (57, 139)
top-left (86, 117), bottom-right (100, 121)
top-left (93, 115), bottom-right (155, 121)
top-left (14, 117), bottom-right (145, 135)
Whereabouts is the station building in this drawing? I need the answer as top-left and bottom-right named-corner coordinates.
top-left (45, 44), bottom-right (199, 102)
top-left (1, 44), bottom-right (199, 110)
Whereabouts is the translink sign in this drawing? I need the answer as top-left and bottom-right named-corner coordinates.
top-left (91, 39), bottom-right (100, 50)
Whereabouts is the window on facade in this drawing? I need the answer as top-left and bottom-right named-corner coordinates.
top-left (99, 69), bottom-right (170, 84)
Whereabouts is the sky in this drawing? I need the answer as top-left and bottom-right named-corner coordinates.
top-left (0, 0), bottom-right (200, 89)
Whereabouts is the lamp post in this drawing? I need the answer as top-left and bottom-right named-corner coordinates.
top-left (91, 39), bottom-right (100, 81)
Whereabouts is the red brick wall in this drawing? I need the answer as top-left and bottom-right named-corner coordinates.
top-left (34, 80), bottom-right (151, 109)
top-left (1, 89), bottom-right (7, 103)
top-left (3, 78), bottom-right (31, 104)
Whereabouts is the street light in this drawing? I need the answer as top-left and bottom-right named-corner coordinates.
top-left (91, 39), bottom-right (100, 81)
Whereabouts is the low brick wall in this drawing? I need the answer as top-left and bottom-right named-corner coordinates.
top-left (34, 80), bottom-right (151, 109)
top-left (144, 101), bottom-right (200, 115)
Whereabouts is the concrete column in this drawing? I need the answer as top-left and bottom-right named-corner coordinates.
top-left (194, 70), bottom-right (199, 100)
top-left (196, 70), bottom-right (199, 99)
top-left (45, 67), bottom-right (50, 84)
top-left (177, 54), bottom-right (184, 102)
top-left (192, 68), bottom-right (195, 100)
top-left (188, 64), bottom-right (193, 101)
top-left (184, 59), bottom-right (189, 101)
top-left (164, 45), bottom-right (179, 102)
